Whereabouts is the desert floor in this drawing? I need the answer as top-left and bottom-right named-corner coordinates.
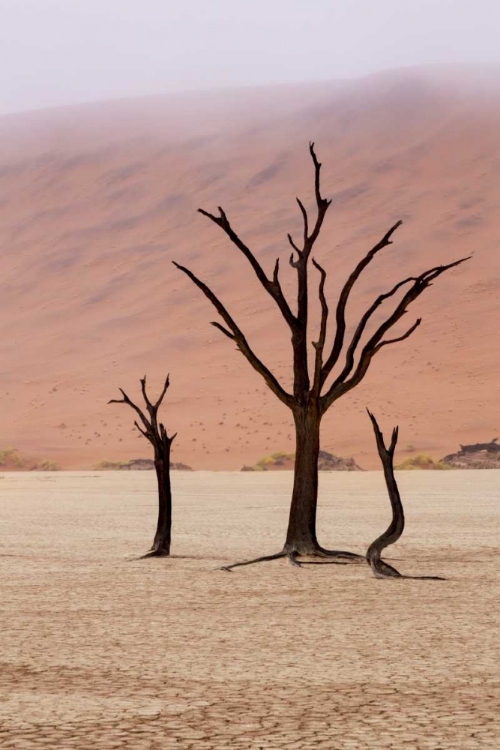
top-left (1, 470), bottom-right (499, 749)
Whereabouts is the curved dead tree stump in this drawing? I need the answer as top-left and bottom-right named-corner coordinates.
top-left (367, 409), bottom-right (444, 581)
top-left (109, 375), bottom-right (176, 558)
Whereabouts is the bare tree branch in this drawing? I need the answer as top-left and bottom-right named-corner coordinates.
top-left (296, 198), bottom-right (309, 244)
top-left (108, 389), bottom-right (150, 432)
top-left (173, 261), bottom-right (293, 407)
top-left (311, 258), bottom-right (329, 395)
top-left (320, 220), bottom-right (403, 387)
top-left (304, 142), bottom-right (332, 255)
top-left (198, 206), bottom-right (296, 329)
top-left (134, 419), bottom-right (149, 439)
top-left (211, 321), bottom-right (236, 340)
top-left (287, 233), bottom-right (302, 257)
top-left (109, 376), bottom-right (175, 447)
top-left (140, 376), bottom-right (154, 412)
top-left (156, 374), bottom-right (171, 410)
top-left (321, 255), bottom-right (470, 411)
top-left (330, 255), bottom-right (471, 391)
top-left (330, 275), bottom-right (419, 386)
top-left (375, 318), bottom-right (422, 352)
top-left (272, 257), bottom-right (287, 299)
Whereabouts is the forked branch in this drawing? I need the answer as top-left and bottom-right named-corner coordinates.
top-left (321, 255), bottom-right (471, 411)
top-left (320, 220), bottom-right (403, 387)
top-left (288, 143), bottom-right (332, 263)
top-left (198, 206), bottom-right (296, 328)
top-left (172, 261), bottom-right (293, 408)
top-left (109, 375), bottom-right (174, 447)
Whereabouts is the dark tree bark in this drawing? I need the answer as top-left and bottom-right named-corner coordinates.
top-left (366, 410), bottom-right (405, 578)
top-left (174, 143), bottom-right (469, 571)
top-left (366, 410), bottom-right (444, 580)
top-left (109, 375), bottom-right (176, 558)
top-left (284, 406), bottom-right (321, 555)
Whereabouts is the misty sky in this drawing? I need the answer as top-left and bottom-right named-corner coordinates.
top-left (1, 0), bottom-right (500, 114)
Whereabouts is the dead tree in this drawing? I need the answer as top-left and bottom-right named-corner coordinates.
top-left (367, 410), bottom-right (443, 580)
top-left (109, 375), bottom-right (175, 558)
top-left (174, 143), bottom-right (469, 571)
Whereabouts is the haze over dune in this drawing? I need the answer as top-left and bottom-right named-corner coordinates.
top-left (0, 65), bottom-right (499, 470)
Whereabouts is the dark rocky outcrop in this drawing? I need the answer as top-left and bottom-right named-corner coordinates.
top-left (440, 438), bottom-right (500, 469)
top-left (119, 458), bottom-right (193, 471)
top-left (317, 450), bottom-right (362, 472)
top-left (241, 450), bottom-right (362, 472)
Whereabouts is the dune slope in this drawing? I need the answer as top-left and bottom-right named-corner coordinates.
top-left (0, 66), bottom-right (499, 469)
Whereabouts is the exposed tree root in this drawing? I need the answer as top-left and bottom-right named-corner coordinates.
top-left (297, 560), bottom-right (350, 566)
top-left (371, 558), bottom-right (445, 580)
top-left (220, 551), bottom-right (287, 572)
top-left (134, 545), bottom-right (171, 560)
top-left (312, 547), bottom-right (365, 562)
top-left (220, 546), bottom-right (364, 571)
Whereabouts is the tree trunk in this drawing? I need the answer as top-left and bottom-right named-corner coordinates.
top-left (284, 406), bottom-right (321, 554)
top-left (366, 412), bottom-right (404, 577)
top-left (152, 447), bottom-right (172, 556)
top-left (365, 463), bottom-right (404, 577)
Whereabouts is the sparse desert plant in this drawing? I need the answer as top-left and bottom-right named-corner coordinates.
top-left (174, 142), bottom-right (469, 571)
top-left (40, 459), bottom-right (58, 471)
top-left (396, 453), bottom-right (450, 470)
top-left (0, 447), bottom-right (24, 468)
top-left (94, 459), bottom-right (128, 470)
top-left (406, 443), bottom-right (416, 452)
top-left (254, 452), bottom-right (294, 470)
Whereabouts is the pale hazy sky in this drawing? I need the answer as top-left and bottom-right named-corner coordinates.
top-left (1, 0), bottom-right (500, 114)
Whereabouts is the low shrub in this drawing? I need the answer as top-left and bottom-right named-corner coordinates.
top-left (39, 459), bottom-right (58, 471)
top-left (93, 459), bottom-right (127, 470)
top-left (0, 447), bottom-right (24, 468)
top-left (396, 453), bottom-right (450, 471)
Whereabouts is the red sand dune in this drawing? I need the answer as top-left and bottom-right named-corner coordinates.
top-left (0, 65), bottom-right (499, 470)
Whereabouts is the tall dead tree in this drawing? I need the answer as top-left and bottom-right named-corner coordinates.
top-left (174, 143), bottom-right (469, 570)
top-left (367, 409), bottom-right (444, 580)
top-left (109, 375), bottom-right (175, 558)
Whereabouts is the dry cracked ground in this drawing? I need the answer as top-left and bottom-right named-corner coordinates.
top-left (1, 470), bottom-right (499, 749)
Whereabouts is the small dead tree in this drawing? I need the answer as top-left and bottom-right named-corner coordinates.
top-left (174, 143), bottom-right (469, 571)
top-left (109, 375), bottom-right (175, 558)
top-left (367, 409), bottom-right (443, 580)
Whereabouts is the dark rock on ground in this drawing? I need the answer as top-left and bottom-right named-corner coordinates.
top-left (119, 458), bottom-right (193, 471)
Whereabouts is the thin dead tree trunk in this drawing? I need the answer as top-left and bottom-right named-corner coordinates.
top-left (109, 375), bottom-right (176, 558)
top-left (174, 143), bottom-right (469, 572)
top-left (367, 409), bottom-right (444, 580)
